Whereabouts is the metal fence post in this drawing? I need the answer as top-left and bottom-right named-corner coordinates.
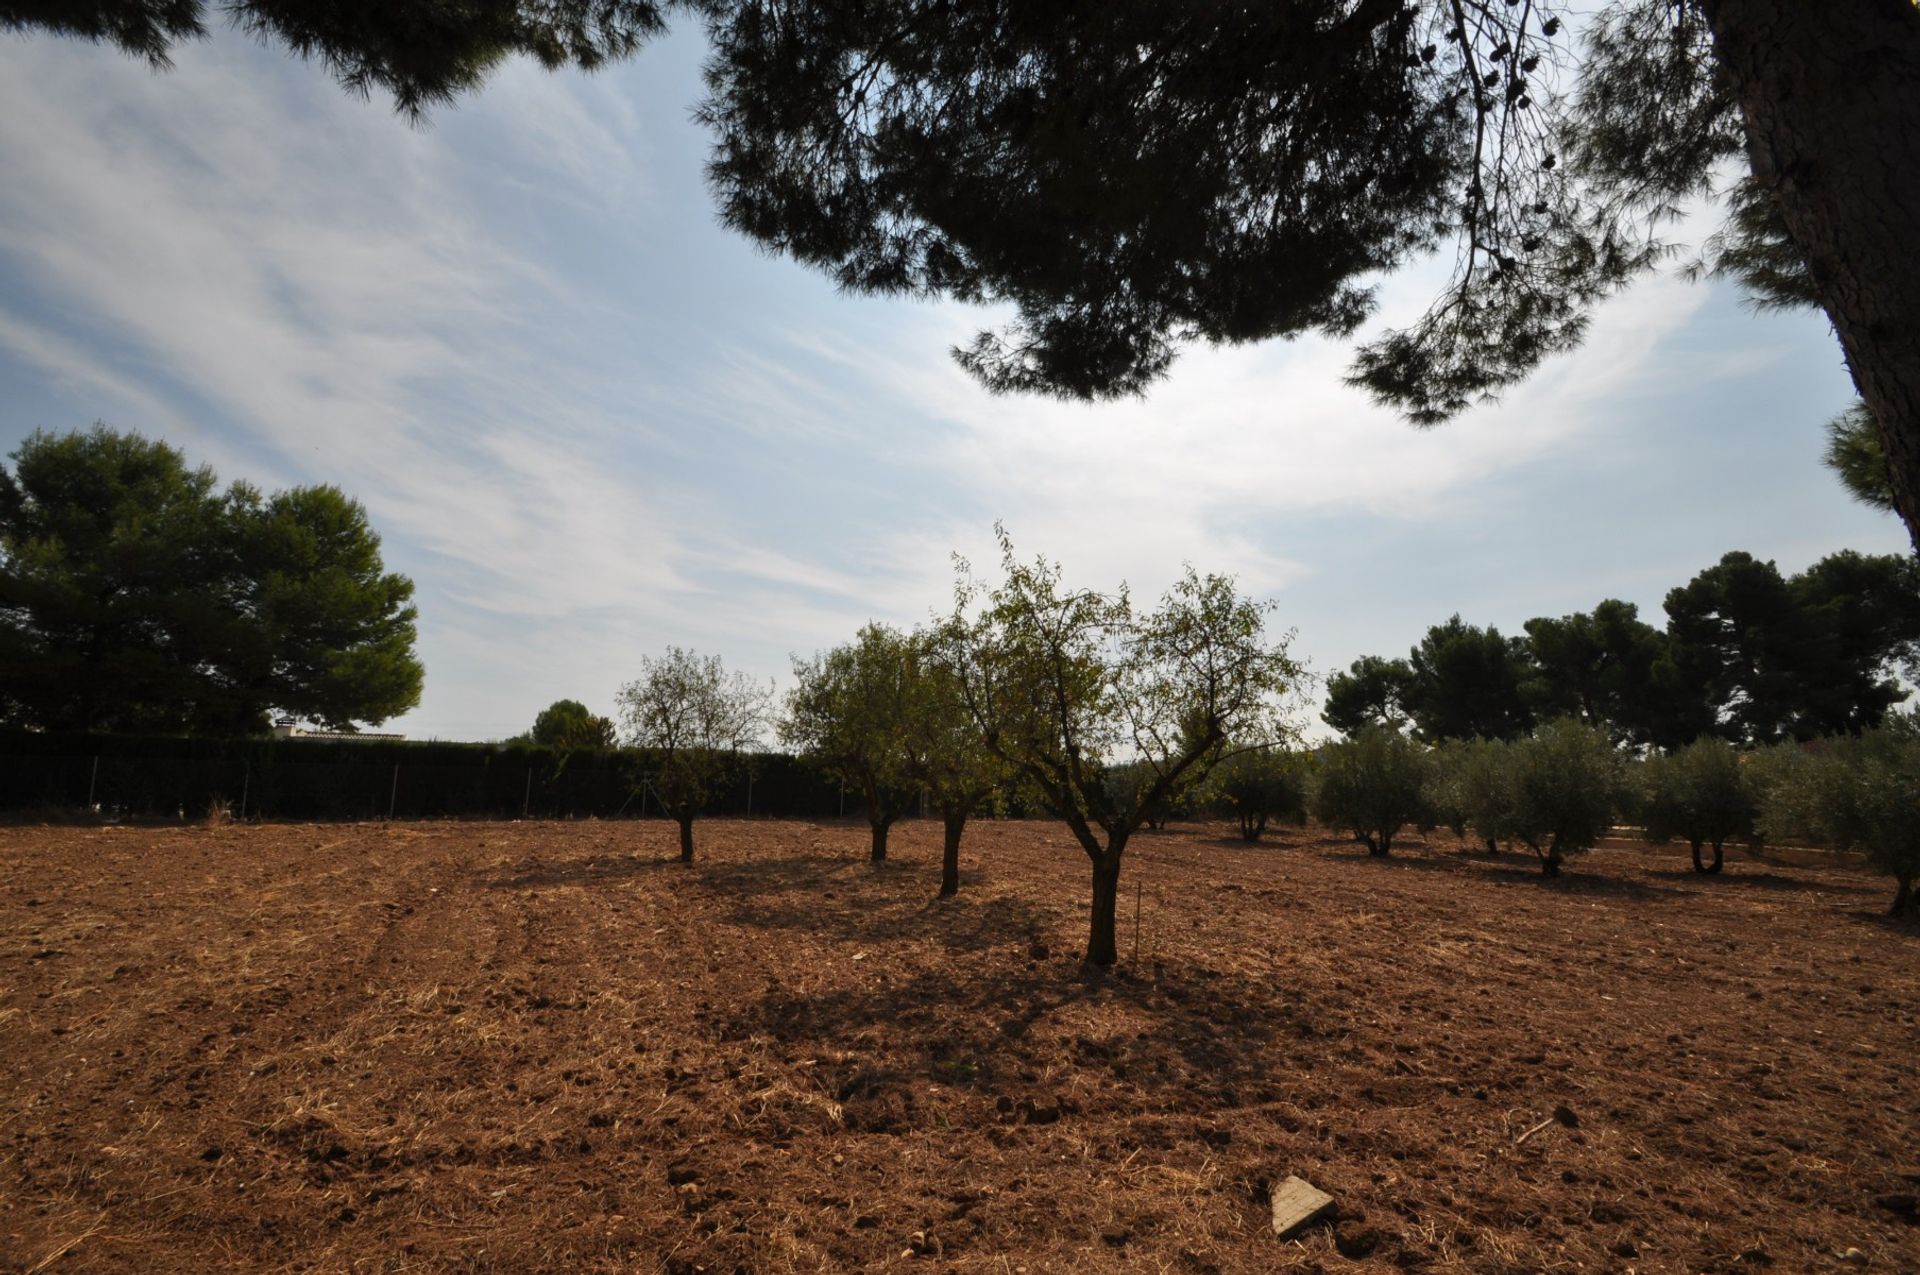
top-left (388, 764), bottom-right (399, 821)
top-left (522, 767), bottom-right (532, 820)
top-left (87, 755), bottom-right (99, 809)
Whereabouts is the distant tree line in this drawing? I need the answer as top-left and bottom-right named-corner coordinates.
top-left (1323, 550), bottom-right (1920, 749)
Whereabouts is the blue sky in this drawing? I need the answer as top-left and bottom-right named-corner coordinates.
top-left (0, 24), bottom-right (1907, 741)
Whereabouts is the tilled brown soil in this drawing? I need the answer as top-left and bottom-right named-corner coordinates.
top-left (1, 817), bottom-right (1916, 1274)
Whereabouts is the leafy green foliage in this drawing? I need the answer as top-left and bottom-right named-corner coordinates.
top-left (616, 646), bottom-right (770, 859)
top-left (528, 699), bottom-right (617, 750)
top-left (1636, 738), bottom-right (1759, 873)
top-left (1309, 727), bottom-right (1433, 857)
top-left (782, 623), bottom-right (920, 858)
top-left (1757, 717), bottom-right (1920, 916)
top-left (1206, 746), bottom-right (1309, 842)
top-left (1522, 600), bottom-right (1703, 749)
top-left (950, 528), bottom-right (1301, 963)
top-left (1321, 655), bottom-right (1414, 738)
top-left (1823, 404), bottom-right (1898, 515)
top-left (1430, 738), bottom-right (1515, 854)
top-left (1402, 616), bottom-right (1534, 742)
top-left (0, 426), bottom-right (421, 734)
top-left (1665, 550), bottom-right (1920, 744)
top-left (1505, 719), bottom-right (1621, 876)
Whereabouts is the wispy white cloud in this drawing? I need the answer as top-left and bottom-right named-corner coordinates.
top-left (0, 31), bottom-right (1884, 742)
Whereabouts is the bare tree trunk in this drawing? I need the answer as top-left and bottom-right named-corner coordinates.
top-left (1707, 839), bottom-right (1725, 875)
top-left (1892, 872), bottom-right (1915, 917)
top-left (869, 816), bottom-right (890, 863)
top-left (1691, 839), bottom-right (1707, 874)
top-left (939, 812), bottom-right (966, 897)
top-left (1703, 0), bottom-right (1920, 554)
top-left (1087, 853), bottom-right (1123, 967)
top-left (677, 814), bottom-right (694, 864)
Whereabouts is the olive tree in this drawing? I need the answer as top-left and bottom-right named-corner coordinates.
top-left (950, 531), bottom-right (1301, 966)
top-left (1506, 719), bottom-right (1623, 877)
top-left (908, 621), bottom-right (1012, 897)
top-left (1208, 746), bottom-right (1311, 843)
top-left (1432, 738), bottom-right (1516, 854)
top-left (1758, 719), bottom-right (1920, 917)
top-left (1310, 727), bottom-right (1434, 858)
top-left (783, 624), bottom-right (919, 863)
top-left (617, 647), bottom-right (771, 863)
top-left (1637, 738), bottom-right (1759, 874)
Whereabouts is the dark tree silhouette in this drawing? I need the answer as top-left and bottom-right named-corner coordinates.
top-left (0, 425), bottom-right (421, 733)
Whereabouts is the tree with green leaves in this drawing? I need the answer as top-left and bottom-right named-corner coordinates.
top-left (24, 3), bottom-right (1920, 554)
top-left (525, 699), bottom-right (617, 750)
top-left (1310, 726), bottom-right (1434, 858)
top-left (907, 620), bottom-right (1011, 897)
top-left (1522, 600), bottom-right (1703, 749)
top-left (1207, 745), bottom-right (1310, 843)
top-left (1664, 550), bottom-right (1920, 744)
top-left (1321, 655), bottom-right (1414, 739)
top-left (617, 647), bottom-right (770, 863)
top-left (949, 530), bottom-right (1300, 966)
top-left (1402, 616), bottom-right (1535, 743)
top-left (0, 425), bottom-right (421, 734)
top-left (1636, 738), bottom-right (1759, 875)
top-left (1505, 719), bottom-right (1622, 877)
top-left (1431, 737), bottom-right (1515, 855)
top-left (782, 623), bottom-right (920, 864)
top-left (1758, 717), bottom-right (1920, 917)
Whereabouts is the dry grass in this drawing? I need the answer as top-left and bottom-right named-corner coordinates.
top-left (1, 818), bottom-right (1916, 1274)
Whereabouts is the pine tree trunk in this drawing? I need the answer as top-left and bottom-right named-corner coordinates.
top-left (939, 813), bottom-right (966, 897)
top-left (1087, 854), bottom-right (1123, 967)
top-left (870, 818), bottom-right (889, 864)
top-left (1702, 0), bottom-right (1920, 554)
top-left (677, 814), bottom-right (694, 864)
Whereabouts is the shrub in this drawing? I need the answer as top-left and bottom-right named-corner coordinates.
top-left (1506, 719), bottom-right (1622, 877)
top-left (1208, 746), bottom-right (1310, 841)
top-left (1758, 718), bottom-right (1920, 916)
top-left (1310, 727), bottom-right (1433, 857)
top-left (1432, 738), bottom-right (1515, 853)
top-left (1637, 738), bottom-right (1759, 874)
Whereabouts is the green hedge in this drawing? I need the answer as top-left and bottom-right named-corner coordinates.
top-left (0, 731), bottom-right (862, 821)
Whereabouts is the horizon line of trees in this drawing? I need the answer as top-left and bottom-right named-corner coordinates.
top-left (1323, 549), bottom-right (1920, 751)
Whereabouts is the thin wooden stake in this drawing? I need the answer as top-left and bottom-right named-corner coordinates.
top-left (388, 764), bottom-right (399, 821)
top-left (1132, 878), bottom-right (1142, 963)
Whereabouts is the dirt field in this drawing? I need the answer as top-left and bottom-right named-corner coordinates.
top-left (2, 817), bottom-right (1916, 1274)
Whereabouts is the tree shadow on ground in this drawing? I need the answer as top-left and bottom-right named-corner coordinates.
top-left (1847, 906), bottom-right (1920, 939)
top-left (486, 853), bottom-right (685, 889)
top-left (717, 955), bottom-right (1325, 1117)
top-left (1331, 849), bottom-right (1692, 900)
top-left (706, 860), bottom-right (1050, 955)
top-left (1643, 867), bottom-right (1878, 895)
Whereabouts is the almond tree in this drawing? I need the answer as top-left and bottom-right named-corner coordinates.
top-left (617, 647), bottom-right (770, 864)
top-left (949, 530), bottom-right (1301, 966)
top-left (782, 624), bottom-right (918, 864)
top-left (905, 620), bottom-right (1011, 897)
